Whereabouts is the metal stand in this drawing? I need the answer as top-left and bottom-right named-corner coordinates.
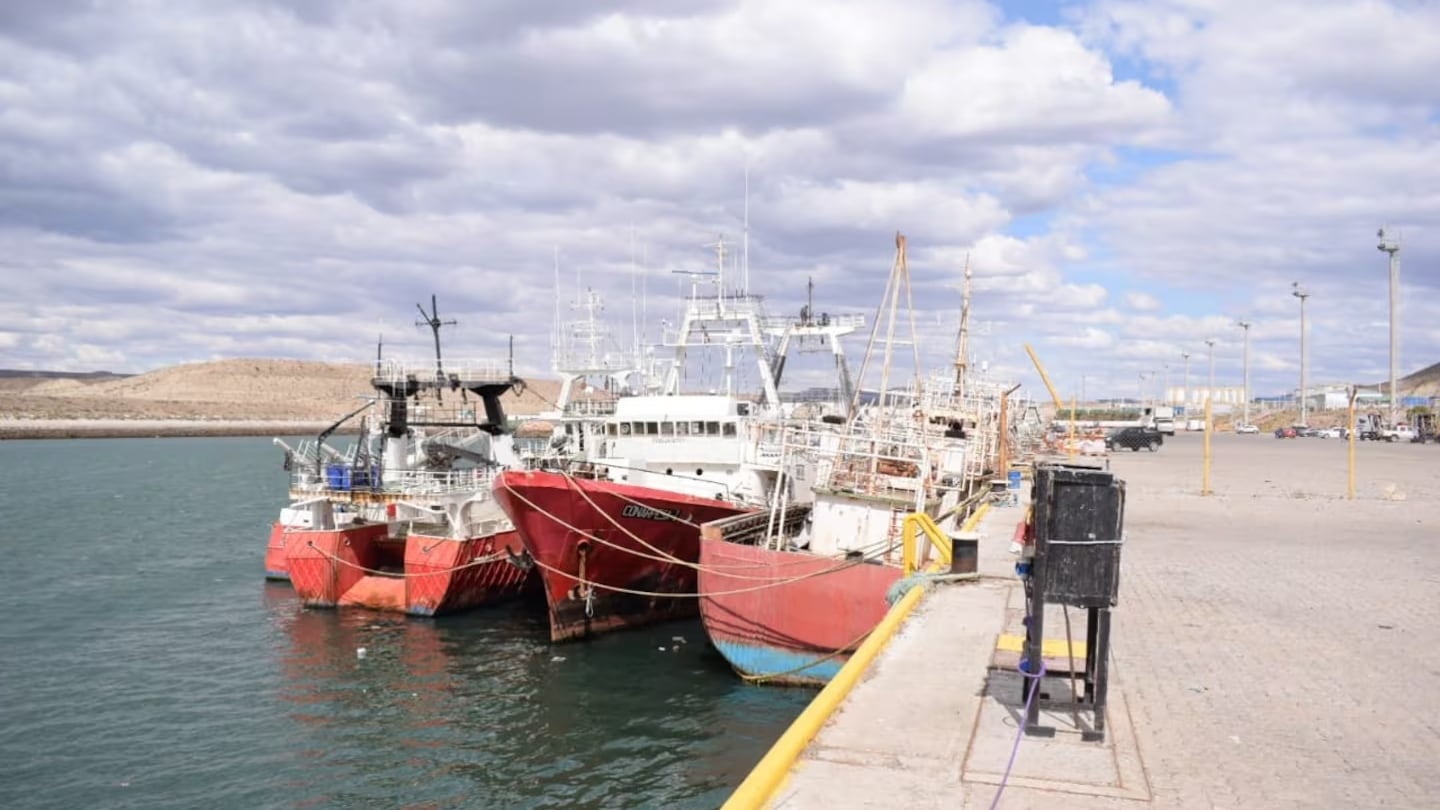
top-left (1021, 463), bottom-right (1124, 742)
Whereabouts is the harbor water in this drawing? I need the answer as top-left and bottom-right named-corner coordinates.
top-left (0, 437), bottom-right (809, 809)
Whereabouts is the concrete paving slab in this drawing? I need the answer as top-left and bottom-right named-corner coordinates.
top-left (757, 435), bottom-right (1440, 809)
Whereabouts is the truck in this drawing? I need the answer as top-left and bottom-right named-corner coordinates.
top-left (1152, 405), bottom-right (1176, 435)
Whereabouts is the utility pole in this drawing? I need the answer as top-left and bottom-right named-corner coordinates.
top-left (1292, 282), bottom-right (1311, 426)
top-left (1205, 338), bottom-right (1216, 402)
top-left (1182, 352), bottom-right (1191, 411)
top-left (1237, 320), bottom-right (1252, 427)
top-left (1378, 227), bottom-right (1401, 425)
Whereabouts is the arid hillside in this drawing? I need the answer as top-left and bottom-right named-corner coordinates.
top-left (1389, 360), bottom-right (1440, 398)
top-left (0, 359), bottom-right (565, 423)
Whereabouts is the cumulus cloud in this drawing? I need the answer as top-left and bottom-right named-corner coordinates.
top-left (0, 0), bottom-right (1434, 402)
top-left (1124, 291), bottom-right (1161, 311)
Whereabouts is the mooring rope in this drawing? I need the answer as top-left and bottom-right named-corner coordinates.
top-left (738, 627), bottom-right (875, 684)
top-left (561, 471), bottom-right (874, 573)
top-left (306, 541), bottom-right (512, 578)
top-left (883, 571), bottom-right (982, 606)
top-left (499, 477), bottom-right (864, 583)
top-left (521, 548), bottom-right (866, 599)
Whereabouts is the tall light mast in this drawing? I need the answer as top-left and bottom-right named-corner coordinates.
top-left (1378, 227), bottom-right (1401, 425)
top-left (1292, 282), bottom-right (1311, 426)
top-left (1236, 320), bottom-right (1252, 427)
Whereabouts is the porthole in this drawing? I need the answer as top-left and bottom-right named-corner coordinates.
top-left (696, 468), bottom-right (704, 476)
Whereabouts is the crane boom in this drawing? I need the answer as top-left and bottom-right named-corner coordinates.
top-left (1023, 343), bottom-right (1064, 411)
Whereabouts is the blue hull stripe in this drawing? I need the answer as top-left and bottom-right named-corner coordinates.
top-left (712, 639), bottom-right (846, 685)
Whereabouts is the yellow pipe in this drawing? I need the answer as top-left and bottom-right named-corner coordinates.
top-left (1068, 394), bottom-right (1077, 459)
top-left (723, 503), bottom-right (992, 810)
top-left (901, 512), bottom-right (954, 577)
top-left (1202, 397), bottom-right (1213, 496)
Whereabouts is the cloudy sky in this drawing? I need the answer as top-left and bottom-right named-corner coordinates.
top-left (2, 0), bottom-right (1437, 401)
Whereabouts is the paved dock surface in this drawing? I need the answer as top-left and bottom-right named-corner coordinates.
top-left (771, 434), bottom-right (1440, 809)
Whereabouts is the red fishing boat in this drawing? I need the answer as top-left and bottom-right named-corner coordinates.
top-left (266, 295), bottom-right (538, 616)
top-left (282, 496), bottom-right (535, 616)
top-left (695, 417), bottom-right (963, 686)
top-left (492, 468), bottom-right (749, 641)
top-left (698, 533), bottom-right (905, 685)
top-left (699, 236), bottom-right (1007, 685)
top-left (493, 238), bottom-right (868, 641)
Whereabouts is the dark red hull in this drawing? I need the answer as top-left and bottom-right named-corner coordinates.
top-left (698, 538), bottom-right (903, 686)
top-left (493, 469), bottom-right (750, 642)
top-left (284, 523), bottom-right (533, 616)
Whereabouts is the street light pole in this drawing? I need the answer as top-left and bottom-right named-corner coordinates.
top-left (1182, 352), bottom-right (1191, 410)
top-left (1378, 228), bottom-right (1401, 425)
top-left (1204, 338), bottom-right (1216, 402)
top-left (1292, 282), bottom-right (1311, 426)
top-left (1237, 320), bottom-right (1252, 427)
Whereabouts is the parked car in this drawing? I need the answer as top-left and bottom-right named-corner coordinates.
top-left (1383, 425), bottom-right (1416, 443)
top-left (1296, 425), bottom-right (1321, 438)
top-left (1235, 423), bottom-right (1260, 434)
top-left (1106, 426), bottom-right (1164, 452)
top-left (1318, 427), bottom-right (1346, 439)
top-left (1274, 426), bottom-right (1298, 439)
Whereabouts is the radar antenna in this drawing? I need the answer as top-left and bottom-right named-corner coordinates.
top-left (416, 294), bottom-right (457, 384)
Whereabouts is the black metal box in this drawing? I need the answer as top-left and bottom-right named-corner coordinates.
top-left (1032, 463), bottom-right (1126, 607)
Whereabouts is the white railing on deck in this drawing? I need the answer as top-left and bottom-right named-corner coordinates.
top-left (373, 358), bottom-right (511, 384)
top-left (289, 466), bottom-right (497, 497)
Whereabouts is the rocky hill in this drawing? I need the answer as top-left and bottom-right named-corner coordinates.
top-left (0, 359), bottom-right (564, 423)
top-left (1388, 360), bottom-right (1440, 398)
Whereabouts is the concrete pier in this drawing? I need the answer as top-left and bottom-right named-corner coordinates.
top-left (761, 433), bottom-right (1440, 809)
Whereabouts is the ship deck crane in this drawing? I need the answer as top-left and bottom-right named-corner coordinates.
top-left (1023, 343), bottom-right (1065, 412)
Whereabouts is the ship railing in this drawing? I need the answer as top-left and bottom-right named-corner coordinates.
top-left (402, 404), bottom-right (499, 428)
top-left (775, 423), bottom-right (931, 487)
top-left (385, 467), bottom-right (497, 495)
top-left (373, 358), bottom-right (513, 385)
top-left (760, 313), bottom-right (867, 331)
top-left (552, 351), bottom-right (635, 374)
top-left (563, 399), bottom-right (618, 416)
top-left (288, 465), bottom-right (497, 497)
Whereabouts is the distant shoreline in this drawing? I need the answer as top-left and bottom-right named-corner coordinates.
top-left (0, 419), bottom-right (350, 440)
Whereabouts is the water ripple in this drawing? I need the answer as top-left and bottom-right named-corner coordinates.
top-left (0, 438), bottom-right (809, 809)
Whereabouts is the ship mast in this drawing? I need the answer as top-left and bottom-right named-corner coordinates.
top-left (953, 252), bottom-right (972, 395)
top-left (415, 294), bottom-right (456, 394)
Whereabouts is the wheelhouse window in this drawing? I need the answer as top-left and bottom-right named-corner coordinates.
top-left (723, 422), bottom-right (737, 437)
top-left (661, 421), bottom-right (674, 436)
top-left (705, 421), bottom-right (720, 436)
top-left (618, 423), bottom-right (631, 435)
top-left (645, 422), bottom-right (658, 435)
top-left (676, 421), bottom-right (690, 435)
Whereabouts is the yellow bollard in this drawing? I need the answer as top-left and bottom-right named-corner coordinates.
top-left (1347, 386), bottom-right (1358, 500)
top-left (1202, 397), bottom-right (1213, 496)
top-left (1068, 395), bottom-right (1077, 459)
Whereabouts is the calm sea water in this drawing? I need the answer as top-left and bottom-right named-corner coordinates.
top-left (0, 437), bottom-right (809, 809)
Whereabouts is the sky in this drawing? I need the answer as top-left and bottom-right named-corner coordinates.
top-left (2, 0), bottom-right (1438, 401)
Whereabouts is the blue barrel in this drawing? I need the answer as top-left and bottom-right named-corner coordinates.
top-left (1008, 470), bottom-right (1022, 490)
top-left (325, 463), bottom-right (352, 491)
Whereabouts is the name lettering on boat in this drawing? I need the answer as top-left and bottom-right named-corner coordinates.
top-left (621, 504), bottom-right (681, 521)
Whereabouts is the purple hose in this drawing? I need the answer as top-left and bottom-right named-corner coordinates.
top-left (988, 659), bottom-right (1045, 810)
